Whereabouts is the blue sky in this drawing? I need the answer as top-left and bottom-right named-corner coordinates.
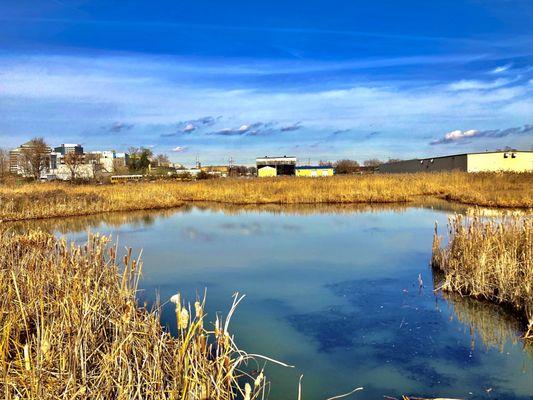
top-left (0, 0), bottom-right (532, 165)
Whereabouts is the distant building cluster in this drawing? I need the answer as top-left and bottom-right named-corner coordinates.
top-left (8, 140), bottom-right (256, 181)
top-left (10, 141), bottom-right (129, 180)
top-left (8, 139), bottom-right (531, 182)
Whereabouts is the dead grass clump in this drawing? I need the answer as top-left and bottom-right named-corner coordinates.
top-left (432, 214), bottom-right (533, 339)
top-left (0, 229), bottom-right (268, 399)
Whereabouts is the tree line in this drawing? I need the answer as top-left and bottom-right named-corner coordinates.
top-left (333, 158), bottom-right (402, 174)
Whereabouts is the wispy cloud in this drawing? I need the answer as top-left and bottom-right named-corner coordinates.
top-left (332, 129), bottom-right (351, 135)
top-left (430, 124), bottom-right (533, 145)
top-left (209, 122), bottom-right (264, 136)
top-left (108, 122), bottom-right (134, 133)
top-left (490, 64), bottom-right (512, 74)
top-left (171, 146), bottom-right (187, 152)
top-left (1, 53), bottom-right (532, 161)
top-left (161, 116), bottom-right (219, 137)
top-left (280, 121), bottom-right (302, 132)
top-left (446, 78), bottom-right (512, 91)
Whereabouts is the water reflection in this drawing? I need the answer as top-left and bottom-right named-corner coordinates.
top-left (3, 198), bottom-right (512, 234)
top-left (2, 201), bottom-right (531, 399)
top-left (440, 292), bottom-right (531, 356)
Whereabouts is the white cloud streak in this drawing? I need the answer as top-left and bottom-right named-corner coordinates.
top-left (490, 64), bottom-right (512, 74)
top-left (0, 54), bottom-right (532, 159)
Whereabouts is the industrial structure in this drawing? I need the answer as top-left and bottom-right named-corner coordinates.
top-left (378, 151), bottom-right (533, 173)
top-left (256, 156), bottom-right (335, 177)
top-left (295, 166), bottom-right (335, 177)
top-left (256, 156), bottom-right (297, 177)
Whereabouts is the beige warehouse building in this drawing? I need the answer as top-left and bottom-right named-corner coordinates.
top-left (378, 150), bottom-right (533, 173)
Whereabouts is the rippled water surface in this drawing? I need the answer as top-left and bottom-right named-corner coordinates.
top-left (17, 202), bottom-right (533, 399)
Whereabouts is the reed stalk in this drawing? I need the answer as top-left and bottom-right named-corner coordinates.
top-left (432, 214), bottom-right (533, 340)
top-left (0, 229), bottom-right (269, 399)
top-left (0, 172), bottom-right (531, 222)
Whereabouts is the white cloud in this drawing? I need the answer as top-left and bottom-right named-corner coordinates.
top-left (446, 78), bottom-right (512, 91)
top-left (442, 129), bottom-right (477, 142)
top-left (183, 123), bottom-right (195, 132)
top-left (172, 146), bottom-right (187, 152)
top-left (430, 125), bottom-right (533, 145)
top-left (490, 64), bottom-right (512, 74)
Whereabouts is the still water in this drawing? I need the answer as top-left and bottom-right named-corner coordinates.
top-left (15, 202), bottom-right (532, 399)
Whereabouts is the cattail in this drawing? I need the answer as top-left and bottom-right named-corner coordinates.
top-left (195, 301), bottom-right (203, 318)
top-left (254, 371), bottom-right (264, 387)
top-left (244, 383), bottom-right (252, 400)
top-left (178, 307), bottom-right (189, 330)
top-left (23, 343), bottom-right (31, 371)
top-left (41, 338), bottom-right (51, 358)
top-left (170, 293), bottom-right (181, 308)
top-left (215, 315), bottom-right (222, 336)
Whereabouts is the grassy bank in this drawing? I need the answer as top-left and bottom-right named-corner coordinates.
top-left (0, 172), bottom-right (531, 221)
top-left (432, 214), bottom-right (532, 340)
top-left (0, 230), bottom-right (268, 399)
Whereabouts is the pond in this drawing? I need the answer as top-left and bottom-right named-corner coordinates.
top-left (13, 202), bottom-right (533, 399)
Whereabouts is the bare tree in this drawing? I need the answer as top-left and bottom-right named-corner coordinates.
top-left (20, 137), bottom-right (51, 180)
top-left (64, 152), bottom-right (85, 181)
top-left (112, 158), bottom-right (129, 174)
top-left (334, 159), bottom-right (360, 174)
top-left (85, 153), bottom-right (106, 180)
top-left (155, 153), bottom-right (170, 167)
top-left (363, 158), bottom-right (383, 167)
top-left (387, 158), bottom-right (403, 163)
top-left (0, 148), bottom-right (9, 177)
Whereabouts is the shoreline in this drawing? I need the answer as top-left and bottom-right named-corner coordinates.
top-left (0, 194), bottom-right (530, 223)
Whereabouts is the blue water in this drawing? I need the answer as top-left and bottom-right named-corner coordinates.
top-left (20, 203), bottom-right (533, 399)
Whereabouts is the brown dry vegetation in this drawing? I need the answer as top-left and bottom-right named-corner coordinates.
top-left (440, 291), bottom-right (532, 355)
top-left (0, 230), bottom-right (269, 399)
top-left (432, 214), bottom-right (533, 340)
top-left (0, 172), bottom-right (531, 221)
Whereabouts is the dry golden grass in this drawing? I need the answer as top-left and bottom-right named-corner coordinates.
top-left (0, 229), bottom-right (271, 399)
top-left (432, 214), bottom-right (533, 340)
top-left (0, 172), bottom-right (531, 221)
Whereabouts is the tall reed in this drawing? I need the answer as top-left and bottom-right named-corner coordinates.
top-left (432, 214), bottom-right (532, 339)
top-left (0, 229), bottom-right (269, 399)
top-left (1, 172), bottom-right (531, 221)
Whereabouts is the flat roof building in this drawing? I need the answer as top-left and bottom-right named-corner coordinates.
top-left (256, 156), bottom-right (297, 177)
top-left (54, 143), bottom-right (84, 155)
top-left (9, 141), bottom-right (53, 176)
top-left (378, 150), bottom-right (533, 173)
top-left (295, 166), bottom-right (334, 177)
